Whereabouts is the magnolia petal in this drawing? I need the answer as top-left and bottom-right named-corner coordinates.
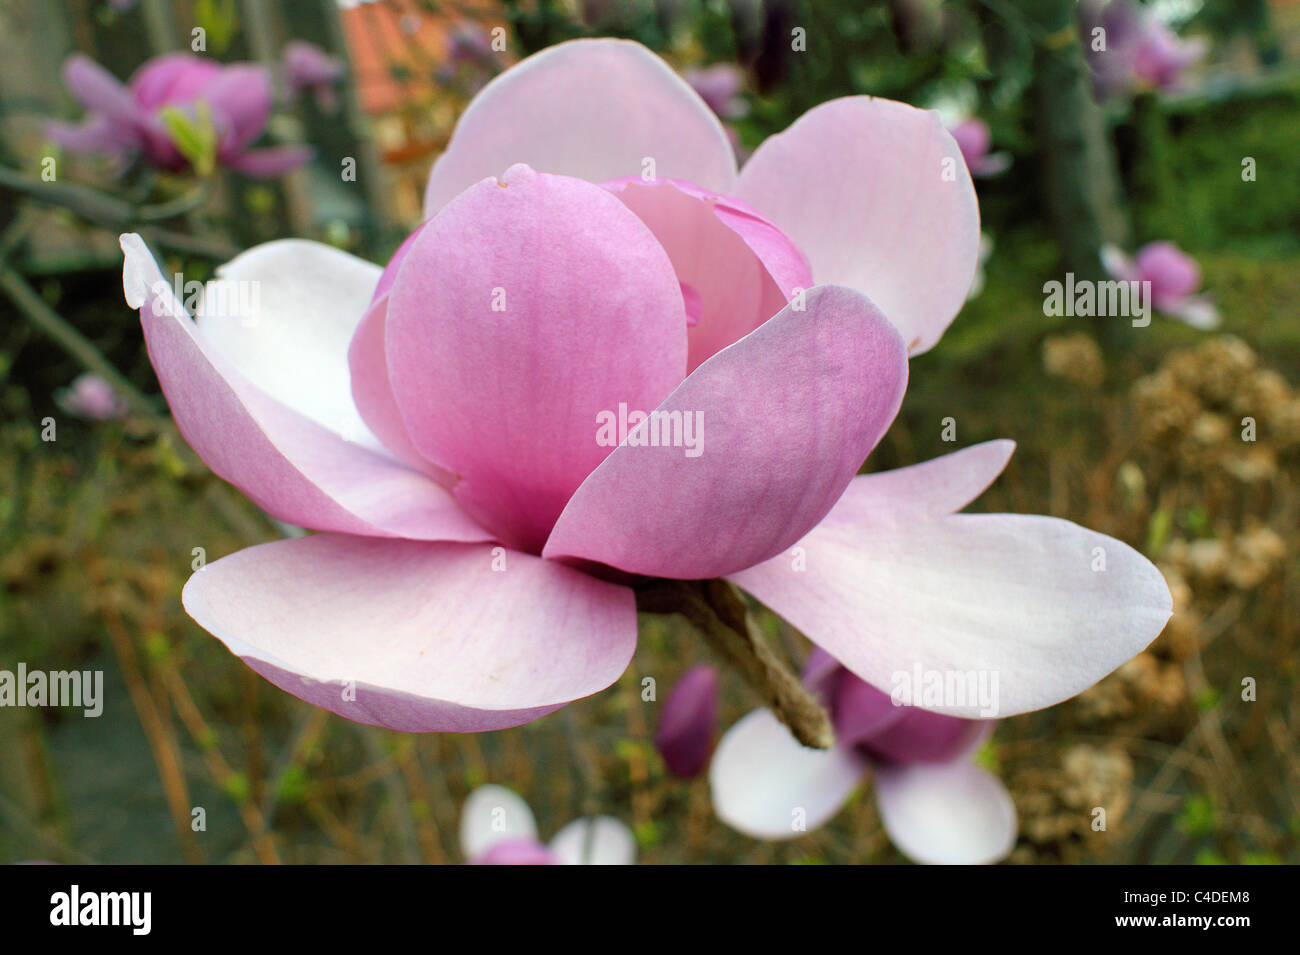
top-left (123, 233), bottom-right (489, 542)
top-left (710, 710), bottom-right (865, 840)
top-left (1163, 296), bottom-right (1221, 330)
top-left (862, 707), bottom-right (988, 765)
top-left (473, 839), bottom-right (560, 865)
top-left (543, 285), bottom-right (907, 579)
top-left (602, 177), bottom-right (812, 371)
top-left (224, 145), bottom-right (313, 177)
top-left (829, 440), bottom-right (1015, 526)
top-left (423, 39), bottom-right (736, 216)
top-left (730, 511), bottom-right (1172, 717)
top-left (549, 817), bottom-right (637, 865)
top-left (45, 115), bottom-right (138, 155)
top-left (204, 63), bottom-right (273, 156)
top-left (388, 165), bottom-right (686, 553)
top-left (193, 238), bottom-right (382, 449)
top-left (654, 664), bottom-right (719, 778)
top-left (181, 535), bottom-right (638, 732)
top-left (735, 96), bottom-right (979, 355)
top-left (873, 761), bottom-right (1017, 865)
top-left (460, 785), bottom-right (539, 860)
top-left (63, 54), bottom-right (141, 126)
top-left (347, 296), bottom-right (454, 480)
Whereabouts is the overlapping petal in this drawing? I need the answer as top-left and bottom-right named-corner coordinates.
top-left (387, 165), bottom-right (687, 552)
top-left (182, 535), bottom-right (637, 732)
top-left (735, 96), bottom-right (980, 355)
top-left (192, 238), bottom-right (383, 447)
top-left (122, 233), bottom-right (488, 542)
top-left (602, 177), bottom-right (812, 371)
top-left (544, 284), bottom-right (907, 579)
top-left (423, 39), bottom-right (736, 217)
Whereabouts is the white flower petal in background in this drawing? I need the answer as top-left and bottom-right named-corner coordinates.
top-left (549, 816), bottom-right (637, 865)
top-left (459, 784), bottom-right (539, 861)
top-left (709, 709), bottom-right (865, 840)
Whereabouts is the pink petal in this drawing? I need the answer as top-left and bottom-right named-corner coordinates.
top-left (45, 115), bottom-right (139, 155)
top-left (347, 295), bottom-right (455, 480)
top-left (473, 840), bottom-right (559, 865)
top-left (735, 96), bottom-right (980, 355)
top-left (122, 233), bottom-right (488, 542)
top-left (386, 165), bottom-right (687, 553)
top-left (423, 39), bottom-right (736, 217)
top-left (728, 445), bottom-right (1173, 716)
top-left (543, 284), bottom-right (908, 579)
top-left (203, 63), bottom-right (273, 156)
top-left (709, 709), bottom-right (865, 840)
top-left (862, 707), bottom-right (988, 765)
top-left (828, 668), bottom-right (906, 747)
top-left (181, 535), bottom-right (637, 732)
top-left (129, 52), bottom-right (223, 110)
top-left (62, 54), bottom-right (141, 126)
top-left (873, 761), bottom-right (1017, 864)
top-left (602, 177), bottom-right (812, 371)
top-left (1135, 240), bottom-right (1201, 307)
top-left (224, 145), bottom-right (313, 177)
top-left (654, 664), bottom-right (718, 778)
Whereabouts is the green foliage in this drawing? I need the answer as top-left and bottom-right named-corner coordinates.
top-left (1178, 794), bottom-right (1219, 836)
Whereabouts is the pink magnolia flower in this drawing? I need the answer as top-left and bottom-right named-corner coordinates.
top-left (461, 784), bottom-right (636, 865)
top-left (56, 372), bottom-right (127, 421)
top-left (946, 118), bottom-right (1010, 178)
top-left (1080, 0), bottom-right (1206, 97)
top-left (1102, 240), bottom-right (1220, 329)
top-left (283, 41), bottom-right (344, 113)
top-left (48, 52), bottom-right (311, 177)
top-left (120, 39), bottom-right (1170, 736)
top-left (711, 650), bottom-right (1016, 864)
top-left (655, 664), bottom-right (719, 777)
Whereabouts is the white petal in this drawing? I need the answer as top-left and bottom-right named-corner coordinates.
top-left (709, 709), bottom-right (865, 840)
top-left (194, 239), bottom-right (383, 450)
top-left (460, 784), bottom-right (538, 861)
top-left (874, 761), bottom-right (1017, 865)
top-left (549, 816), bottom-right (637, 865)
top-left (424, 39), bottom-right (736, 216)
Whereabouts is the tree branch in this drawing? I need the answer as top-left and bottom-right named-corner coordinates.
top-left (637, 578), bottom-right (834, 749)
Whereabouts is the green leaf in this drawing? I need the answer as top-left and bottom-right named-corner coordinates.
top-left (159, 103), bottom-right (217, 178)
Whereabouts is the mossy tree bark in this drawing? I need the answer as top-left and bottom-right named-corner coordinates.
top-left (1024, 0), bottom-right (1131, 279)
